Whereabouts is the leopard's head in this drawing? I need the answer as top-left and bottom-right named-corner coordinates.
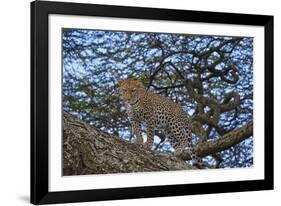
top-left (118, 79), bottom-right (146, 105)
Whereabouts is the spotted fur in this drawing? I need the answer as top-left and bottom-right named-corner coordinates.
top-left (118, 79), bottom-right (201, 164)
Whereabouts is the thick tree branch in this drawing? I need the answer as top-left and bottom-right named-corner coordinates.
top-left (181, 121), bottom-right (253, 160)
top-left (63, 112), bottom-right (194, 175)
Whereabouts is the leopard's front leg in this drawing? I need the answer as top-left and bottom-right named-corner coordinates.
top-left (144, 113), bottom-right (154, 149)
top-left (131, 121), bottom-right (143, 144)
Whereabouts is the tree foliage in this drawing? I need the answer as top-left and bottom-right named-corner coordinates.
top-left (63, 29), bottom-right (253, 169)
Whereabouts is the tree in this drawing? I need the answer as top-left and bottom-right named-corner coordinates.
top-left (62, 29), bottom-right (253, 173)
top-left (63, 111), bottom-right (252, 175)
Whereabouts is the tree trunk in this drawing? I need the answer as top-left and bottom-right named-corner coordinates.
top-left (63, 112), bottom-right (252, 175)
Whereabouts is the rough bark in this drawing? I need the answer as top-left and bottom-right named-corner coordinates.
top-left (63, 112), bottom-right (193, 176)
top-left (63, 112), bottom-right (252, 175)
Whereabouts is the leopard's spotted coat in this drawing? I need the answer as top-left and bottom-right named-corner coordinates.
top-left (118, 79), bottom-right (201, 163)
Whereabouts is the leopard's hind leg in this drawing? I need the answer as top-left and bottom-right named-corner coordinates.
top-left (169, 124), bottom-right (203, 167)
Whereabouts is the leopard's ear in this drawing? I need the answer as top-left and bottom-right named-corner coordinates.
top-left (134, 79), bottom-right (145, 88)
top-left (117, 79), bottom-right (124, 86)
top-left (140, 79), bottom-right (150, 88)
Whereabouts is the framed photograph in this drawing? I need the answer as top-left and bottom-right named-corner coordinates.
top-left (31, 0), bottom-right (274, 204)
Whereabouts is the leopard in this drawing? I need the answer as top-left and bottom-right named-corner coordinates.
top-left (118, 79), bottom-right (202, 165)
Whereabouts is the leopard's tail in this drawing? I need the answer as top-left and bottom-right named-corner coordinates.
top-left (185, 143), bottom-right (204, 168)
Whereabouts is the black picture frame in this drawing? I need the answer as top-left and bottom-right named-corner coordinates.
top-left (31, 0), bottom-right (274, 204)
